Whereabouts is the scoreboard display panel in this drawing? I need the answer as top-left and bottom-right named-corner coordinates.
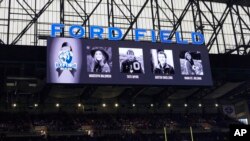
top-left (47, 37), bottom-right (212, 86)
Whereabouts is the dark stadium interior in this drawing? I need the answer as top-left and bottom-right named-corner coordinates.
top-left (0, 43), bottom-right (250, 141)
top-left (1, 0), bottom-right (250, 141)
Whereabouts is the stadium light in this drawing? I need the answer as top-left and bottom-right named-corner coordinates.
top-left (56, 103), bottom-right (60, 107)
top-left (78, 103), bottom-right (82, 107)
top-left (215, 103), bottom-right (219, 107)
top-left (115, 103), bottom-right (119, 108)
top-left (167, 103), bottom-right (171, 107)
top-left (102, 103), bottom-right (106, 107)
top-left (198, 103), bottom-right (202, 107)
top-left (150, 104), bottom-right (154, 107)
top-left (34, 103), bottom-right (38, 107)
top-left (12, 103), bottom-right (17, 107)
top-left (184, 103), bottom-right (188, 107)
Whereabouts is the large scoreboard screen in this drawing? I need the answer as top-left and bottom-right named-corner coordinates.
top-left (47, 37), bottom-right (212, 86)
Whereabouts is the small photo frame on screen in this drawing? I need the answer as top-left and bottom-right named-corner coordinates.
top-left (48, 38), bottom-right (83, 84)
top-left (179, 51), bottom-right (204, 75)
top-left (119, 48), bottom-right (145, 74)
top-left (86, 46), bottom-right (112, 73)
top-left (151, 49), bottom-right (175, 75)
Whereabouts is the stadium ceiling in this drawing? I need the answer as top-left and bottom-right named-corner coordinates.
top-left (205, 0), bottom-right (250, 6)
top-left (0, 0), bottom-right (250, 54)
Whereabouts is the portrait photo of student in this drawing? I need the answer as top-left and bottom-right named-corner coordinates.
top-left (179, 51), bottom-right (204, 75)
top-left (151, 49), bottom-right (175, 75)
top-left (87, 47), bottom-right (112, 73)
top-left (119, 48), bottom-right (144, 74)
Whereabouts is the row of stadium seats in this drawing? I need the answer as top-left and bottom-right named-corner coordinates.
top-left (0, 132), bottom-right (228, 141)
top-left (0, 113), bottom-right (240, 133)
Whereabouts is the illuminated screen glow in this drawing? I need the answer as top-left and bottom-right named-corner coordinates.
top-left (47, 37), bottom-right (212, 86)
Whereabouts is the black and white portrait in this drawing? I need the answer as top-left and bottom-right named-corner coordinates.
top-left (179, 51), bottom-right (203, 75)
top-left (119, 48), bottom-right (144, 74)
top-left (87, 46), bottom-right (112, 73)
top-left (151, 49), bottom-right (175, 75)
